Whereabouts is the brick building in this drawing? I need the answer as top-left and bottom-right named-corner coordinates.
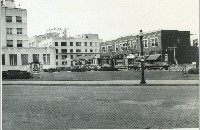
top-left (99, 30), bottom-right (198, 66)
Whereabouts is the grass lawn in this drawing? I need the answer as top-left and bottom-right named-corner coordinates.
top-left (3, 70), bottom-right (199, 81)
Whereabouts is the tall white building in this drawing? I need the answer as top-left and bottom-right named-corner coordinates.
top-left (1, 0), bottom-right (56, 71)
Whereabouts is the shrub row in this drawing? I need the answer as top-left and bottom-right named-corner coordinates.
top-left (2, 70), bottom-right (33, 79)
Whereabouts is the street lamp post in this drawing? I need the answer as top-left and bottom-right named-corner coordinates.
top-left (139, 30), bottom-right (146, 84)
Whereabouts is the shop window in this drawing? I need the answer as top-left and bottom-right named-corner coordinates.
top-left (9, 54), bottom-right (17, 66)
top-left (21, 54), bottom-right (28, 65)
top-left (43, 54), bottom-right (50, 65)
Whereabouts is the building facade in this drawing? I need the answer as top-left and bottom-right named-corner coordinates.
top-left (1, 0), bottom-right (56, 71)
top-left (100, 30), bottom-right (198, 66)
top-left (35, 34), bottom-right (103, 68)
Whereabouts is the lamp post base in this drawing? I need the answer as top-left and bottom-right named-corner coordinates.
top-left (140, 79), bottom-right (146, 84)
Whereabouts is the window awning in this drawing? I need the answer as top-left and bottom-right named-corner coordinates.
top-left (146, 54), bottom-right (161, 61)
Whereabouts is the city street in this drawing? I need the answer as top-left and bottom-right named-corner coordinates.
top-left (2, 85), bottom-right (199, 129)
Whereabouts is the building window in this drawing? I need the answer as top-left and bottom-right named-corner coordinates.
top-left (7, 40), bottom-right (13, 47)
top-left (17, 28), bottom-right (22, 34)
top-left (90, 49), bottom-right (93, 52)
top-left (143, 40), bottom-right (148, 48)
top-left (61, 42), bottom-right (67, 46)
top-left (70, 42), bottom-right (73, 46)
top-left (43, 54), bottom-right (50, 65)
top-left (70, 49), bottom-right (73, 53)
top-left (62, 61), bottom-right (66, 65)
top-left (85, 49), bottom-right (87, 52)
top-left (62, 55), bottom-right (67, 60)
top-left (56, 49), bottom-right (58, 53)
top-left (56, 62), bottom-right (58, 66)
top-left (102, 46), bottom-right (106, 53)
top-left (84, 42), bottom-right (87, 46)
top-left (56, 55), bottom-right (58, 59)
top-left (17, 40), bottom-right (23, 47)
top-left (90, 42), bottom-right (93, 46)
top-left (2, 54), bottom-right (5, 65)
top-left (33, 54), bottom-right (39, 62)
top-left (16, 16), bottom-right (22, 22)
top-left (115, 44), bottom-right (119, 52)
top-left (71, 55), bottom-right (73, 59)
top-left (55, 42), bottom-right (58, 46)
top-left (155, 38), bottom-right (158, 46)
top-left (95, 42), bottom-right (97, 46)
top-left (61, 49), bottom-right (67, 53)
top-left (9, 54), bottom-right (17, 66)
top-left (76, 42), bottom-right (81, 46)
top-left (107, 46), bottom-right (112, 52)
top-left (6, 16), bottom-right (12, 22)
top-left (95, 49), bottom-right (97, 52)
top-left (7, 28), bottom-right (12, 34)
top-left (86, 36), bottom-right (89, 38)
top-left (76, 49), bottom-right (81, 52)
top-left (21, 54), bottom-right (28, 65)
top-left (151, 39), bottom-right (155, 46)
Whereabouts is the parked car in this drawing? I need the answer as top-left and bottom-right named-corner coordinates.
top-left (145, 62), bottom-right (169, 70)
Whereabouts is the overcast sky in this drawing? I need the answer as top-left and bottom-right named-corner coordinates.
top-left (15, 0), bottom-right (199, 40)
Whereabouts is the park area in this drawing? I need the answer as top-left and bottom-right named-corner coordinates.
top-left (2, 69), bottom-right (199, 81)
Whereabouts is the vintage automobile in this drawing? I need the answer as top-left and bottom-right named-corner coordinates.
top-left (145, 62), bottom-right (169, 70)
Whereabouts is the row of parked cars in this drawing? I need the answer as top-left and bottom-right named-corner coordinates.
top-left (117, 62), bottom-right (170, 70)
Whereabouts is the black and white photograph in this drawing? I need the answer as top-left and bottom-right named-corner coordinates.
top-left (1, 0), bottom-right (199, 129)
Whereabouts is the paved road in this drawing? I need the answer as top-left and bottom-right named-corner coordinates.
top-left (2, 85), bottom-right (199, 129)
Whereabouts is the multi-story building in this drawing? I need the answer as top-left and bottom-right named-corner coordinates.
top-left (35, 34), bottom-right (103, 68)
top-left (1, 0), bottom-right (56, 71)
top-left (100, 30), bottom-right (198, 66)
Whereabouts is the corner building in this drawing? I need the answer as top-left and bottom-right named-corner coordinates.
top-left (1, 0), bottom-right (56, 71)
top-left (100, 30), bottom-right (198, 65)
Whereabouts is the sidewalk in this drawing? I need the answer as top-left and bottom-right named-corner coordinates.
top-left (2, 80), bottom-right (199, 86)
